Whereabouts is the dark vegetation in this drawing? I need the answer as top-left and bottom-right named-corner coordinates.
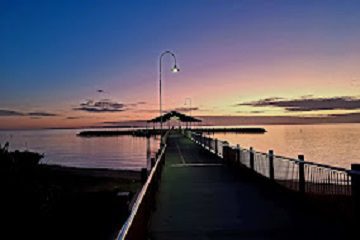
top-left (0, 142), bottom-right (140, 240)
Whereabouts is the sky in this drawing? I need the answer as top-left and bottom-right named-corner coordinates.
top-left (0, 0), bottom-right (360, 129)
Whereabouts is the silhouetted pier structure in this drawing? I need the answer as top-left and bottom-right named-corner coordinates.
top-left (78, 127), bottom-right (265, 137)
top-left (116, 130), bottom-right (359, 240)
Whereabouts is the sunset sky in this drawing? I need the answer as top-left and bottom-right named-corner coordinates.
top-left (1, 0), bottom-right (360, 129)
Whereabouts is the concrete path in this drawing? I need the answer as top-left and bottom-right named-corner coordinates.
top-left (149, 133), bottom-right (349, 240)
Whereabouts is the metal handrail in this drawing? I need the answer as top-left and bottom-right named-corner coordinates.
top-left (274, 153), bottom-right (349, 172)
top-left (186, 130), bottom-right (352, 189)
top-left (116, 141), bottom-right (167, 240)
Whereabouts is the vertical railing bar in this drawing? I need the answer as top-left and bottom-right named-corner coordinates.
top-left (185, 130), bottom-right (352, 198)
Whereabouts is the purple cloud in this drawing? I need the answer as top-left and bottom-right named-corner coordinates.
top-left (28, 112), bottom-right (58, 117)
top-left (238, 96), bottom-right (360, 112)
top-left (0, 109), bottom-right (24, 116)
top-left (74, 99), bottom-right (127, 113)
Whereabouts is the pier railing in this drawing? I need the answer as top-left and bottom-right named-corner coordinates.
top-left (186, 131), bottom-right (352, 197)
top-left (115, 130), bottom-right (170, 240)
top-left (186, 130), bottom-right (228, 157)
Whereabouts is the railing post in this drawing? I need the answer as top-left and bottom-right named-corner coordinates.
top-left (222, 141), bottom-right (229, 163)
top-left (215, 138), bottom-right (218, 155)
top-left (151, 157), bottom-right (156, 169)
top-left (236, 144), bottom-right (240, 165)
top-left (250, 147), bottom-right (254, 170)
top-left (269, 150), bottom-right (274, 180)
top-left (298, 155), bottom-right (305, 194)
top-left (146, 136), bottom-right (151, 170)
top-left (141, 168), bottom-right (148, 184)
top-left (351, 164), bottom-right (360, 216)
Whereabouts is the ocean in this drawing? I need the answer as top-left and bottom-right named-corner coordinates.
top-left (0, 128), bottom-right (160, 170)
top-left (1, 123), bottom-right (359, 170)
top-left (206, 123), bottom-right (360, 169)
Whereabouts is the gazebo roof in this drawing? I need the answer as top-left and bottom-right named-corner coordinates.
top-left (147, 111), bottom-right (202, 123)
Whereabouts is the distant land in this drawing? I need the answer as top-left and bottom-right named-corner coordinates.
top-left (0, 113), bottom-right (359, 131)
top-left (99, 113), bottom-right (360, 128)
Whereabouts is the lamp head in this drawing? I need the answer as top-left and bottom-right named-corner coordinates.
top-left (171, 65), bottom-right (180, 73)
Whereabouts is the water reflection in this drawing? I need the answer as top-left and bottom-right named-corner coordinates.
top-left (0, 129), bottom-right (160, 170)
top-left (209, 124), bottom-right (360, 169)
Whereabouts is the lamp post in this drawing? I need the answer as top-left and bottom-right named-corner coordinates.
top-left (184, 97), bottom-right (192, 129)
top-left (159, 50), bottom-right (179, 143)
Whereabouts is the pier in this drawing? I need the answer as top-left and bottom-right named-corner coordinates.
top-left (117, 130), bottom-right (358, 240)
top-left (77, 127), bottom-right (266, 137)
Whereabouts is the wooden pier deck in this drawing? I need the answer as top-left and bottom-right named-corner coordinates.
top-left (149, 133), bottom-right (350, 240)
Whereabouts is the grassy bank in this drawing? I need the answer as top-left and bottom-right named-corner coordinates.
top-left (0, 143), bottom-right (141, 240)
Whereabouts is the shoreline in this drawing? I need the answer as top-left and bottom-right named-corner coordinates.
top-left (41, 164), bottom-right (141, 180)
top-left (2, 157), bottom-right (142, 240)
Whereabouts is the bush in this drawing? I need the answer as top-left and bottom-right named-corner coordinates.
top-left (0, 142), bottom-right (43, 170)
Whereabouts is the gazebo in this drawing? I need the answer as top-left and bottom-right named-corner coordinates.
top-left (147, 111), bottom-right (201, 129)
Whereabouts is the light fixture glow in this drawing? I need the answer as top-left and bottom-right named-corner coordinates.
top-left (171, 65), bottom-right (180, 73)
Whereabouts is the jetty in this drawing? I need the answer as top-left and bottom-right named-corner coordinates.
top-left (78, 111), bottom-right (266, 137)
top-left (116, 130), bottom-right (359, 240)
top-left (77, 127), bottom-right (265, 137)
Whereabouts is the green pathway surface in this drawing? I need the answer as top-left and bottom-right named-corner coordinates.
top-left (149, 133), bottom-right (349, 240)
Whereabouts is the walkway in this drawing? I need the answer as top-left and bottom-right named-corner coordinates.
top-left (149, 133), bottom-right (349, 240)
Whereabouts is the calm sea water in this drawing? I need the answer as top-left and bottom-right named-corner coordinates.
top-left (0, 129), bottom-right (160, 170)
top-left (1, 124), bottom-right (359, 170)
top-left (208, 124), bottom-right (360, 169)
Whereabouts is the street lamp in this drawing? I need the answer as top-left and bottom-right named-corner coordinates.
top-left (184, 97), bottom-right (192, 129)
top-left (159, 50), bottom-right (179, 141)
